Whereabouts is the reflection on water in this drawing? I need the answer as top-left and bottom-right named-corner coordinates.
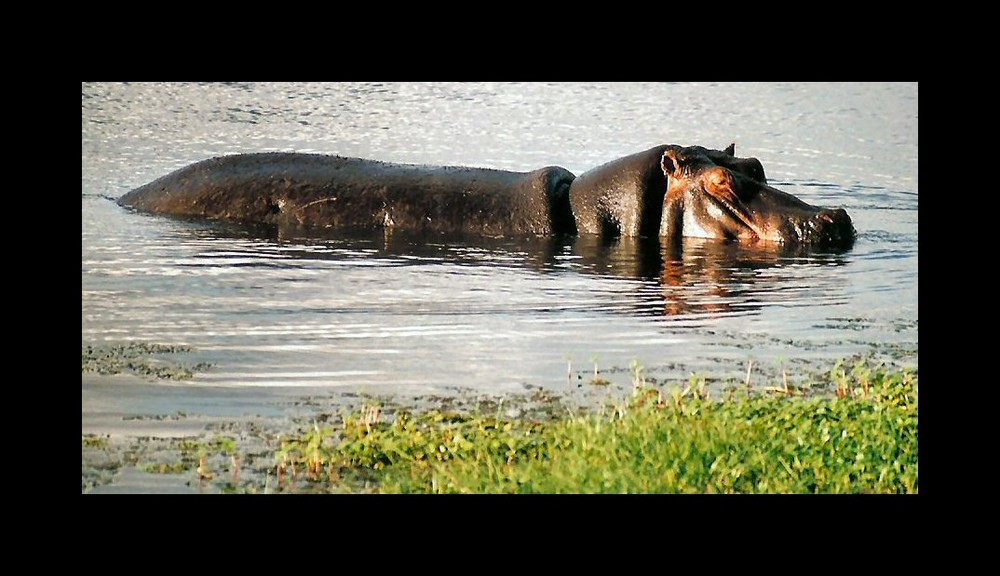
top-left (658, 238), bottom-right (849, 318)
top-left (82, 82), bottom-right (917, 398)
top-left (167, 218), bottom-right (854, 323)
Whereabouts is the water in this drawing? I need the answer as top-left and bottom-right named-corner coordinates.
top-left (81, 82), bottom-right (917, 401)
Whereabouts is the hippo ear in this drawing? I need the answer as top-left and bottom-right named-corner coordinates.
top-left (724, 143), bottom-right (735, 156)
top-left (661, 150), bottom-right (680, 177)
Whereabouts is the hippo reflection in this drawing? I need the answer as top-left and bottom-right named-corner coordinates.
top-left (179, 219), bottom-right (847, 320)
top-left (118, 145), bottom-right (854, 248)
top-left (565, 235), bottom-right (848, 318)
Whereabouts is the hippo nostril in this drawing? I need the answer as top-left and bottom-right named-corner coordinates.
top-left (816, 208), bottom-right (850, 226)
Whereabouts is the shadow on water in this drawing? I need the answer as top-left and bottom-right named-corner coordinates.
top-left (174, 217), bottom-right (853, 320)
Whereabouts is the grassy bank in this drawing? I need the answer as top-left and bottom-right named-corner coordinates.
top-left (273, 359), bottom-right (917, 494)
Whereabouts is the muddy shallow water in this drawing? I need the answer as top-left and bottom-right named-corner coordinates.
top-left (81, 82), bottom-right (917, 492)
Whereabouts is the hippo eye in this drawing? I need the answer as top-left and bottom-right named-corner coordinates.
top-left (717, 169), bottom-right (758, 203)
top-left (707, 168), bottom-right (735, 192)
top-left (702, 168), bottom-right (740, 206)
top-left (710, 170), bottom-right (731, 187)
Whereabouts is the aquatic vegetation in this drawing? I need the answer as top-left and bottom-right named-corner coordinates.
top-left (82, 434), bottom-right (110, 449)
top-left (268, 358), bottom-right (917, 494)
top-left (137, 436), bottom-right (239, 479)
top-left (81, 342), bottom-right (212, 380)
top-left (140, 461), bottom-right (188, 474)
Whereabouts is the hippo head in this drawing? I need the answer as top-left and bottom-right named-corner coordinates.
top-left (660, 147), bottom-right (855, 248)
top-left (689, 143), bottom-right (768, 184)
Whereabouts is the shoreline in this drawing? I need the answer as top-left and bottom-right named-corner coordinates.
top-left (82, 371), bottom-right (604, 493)
top-left (82, 354), bottom-right (917, 494)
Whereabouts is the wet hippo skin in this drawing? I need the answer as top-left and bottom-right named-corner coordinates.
top-left (119, 145), bottom-right (853, 247)
top-left (118, 153), bottom-right (576, 237)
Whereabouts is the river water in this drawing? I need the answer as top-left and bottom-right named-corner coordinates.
top-left (81, 82), bottom-right (917, 404)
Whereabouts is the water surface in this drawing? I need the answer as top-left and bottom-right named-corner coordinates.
top-left (82, 82), bottom-right (917, 403)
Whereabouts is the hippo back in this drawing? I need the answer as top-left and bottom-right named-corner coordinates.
top-left (119, 153), bottom-right (578, 237)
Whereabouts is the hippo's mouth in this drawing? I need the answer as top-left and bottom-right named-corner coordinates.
top-left (703, 184), bottom-right (766, 242)
top-left (706, 192), bottom-right (855, 247)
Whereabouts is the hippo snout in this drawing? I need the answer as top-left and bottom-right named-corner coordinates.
top-left (798, 207), bottom-right (855, 247)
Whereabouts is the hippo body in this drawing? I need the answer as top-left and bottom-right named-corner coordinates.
top-left (118, 145), bottom-right (855, 248)
top-left (118, 152), bottom-right (577, 237)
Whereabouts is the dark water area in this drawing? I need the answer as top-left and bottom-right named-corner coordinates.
top-left (82, 82), bottom-right (917, 406)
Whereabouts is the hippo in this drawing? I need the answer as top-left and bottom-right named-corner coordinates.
top-left (659, 147), bottom-right (855, 247)
top-left (117, 145), bottom-right (855, 248)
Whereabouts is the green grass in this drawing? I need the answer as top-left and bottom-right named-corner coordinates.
top-left (271, 359), bottom-right (917, 494)
top-left (136, 437), bottom-right (239, 476)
